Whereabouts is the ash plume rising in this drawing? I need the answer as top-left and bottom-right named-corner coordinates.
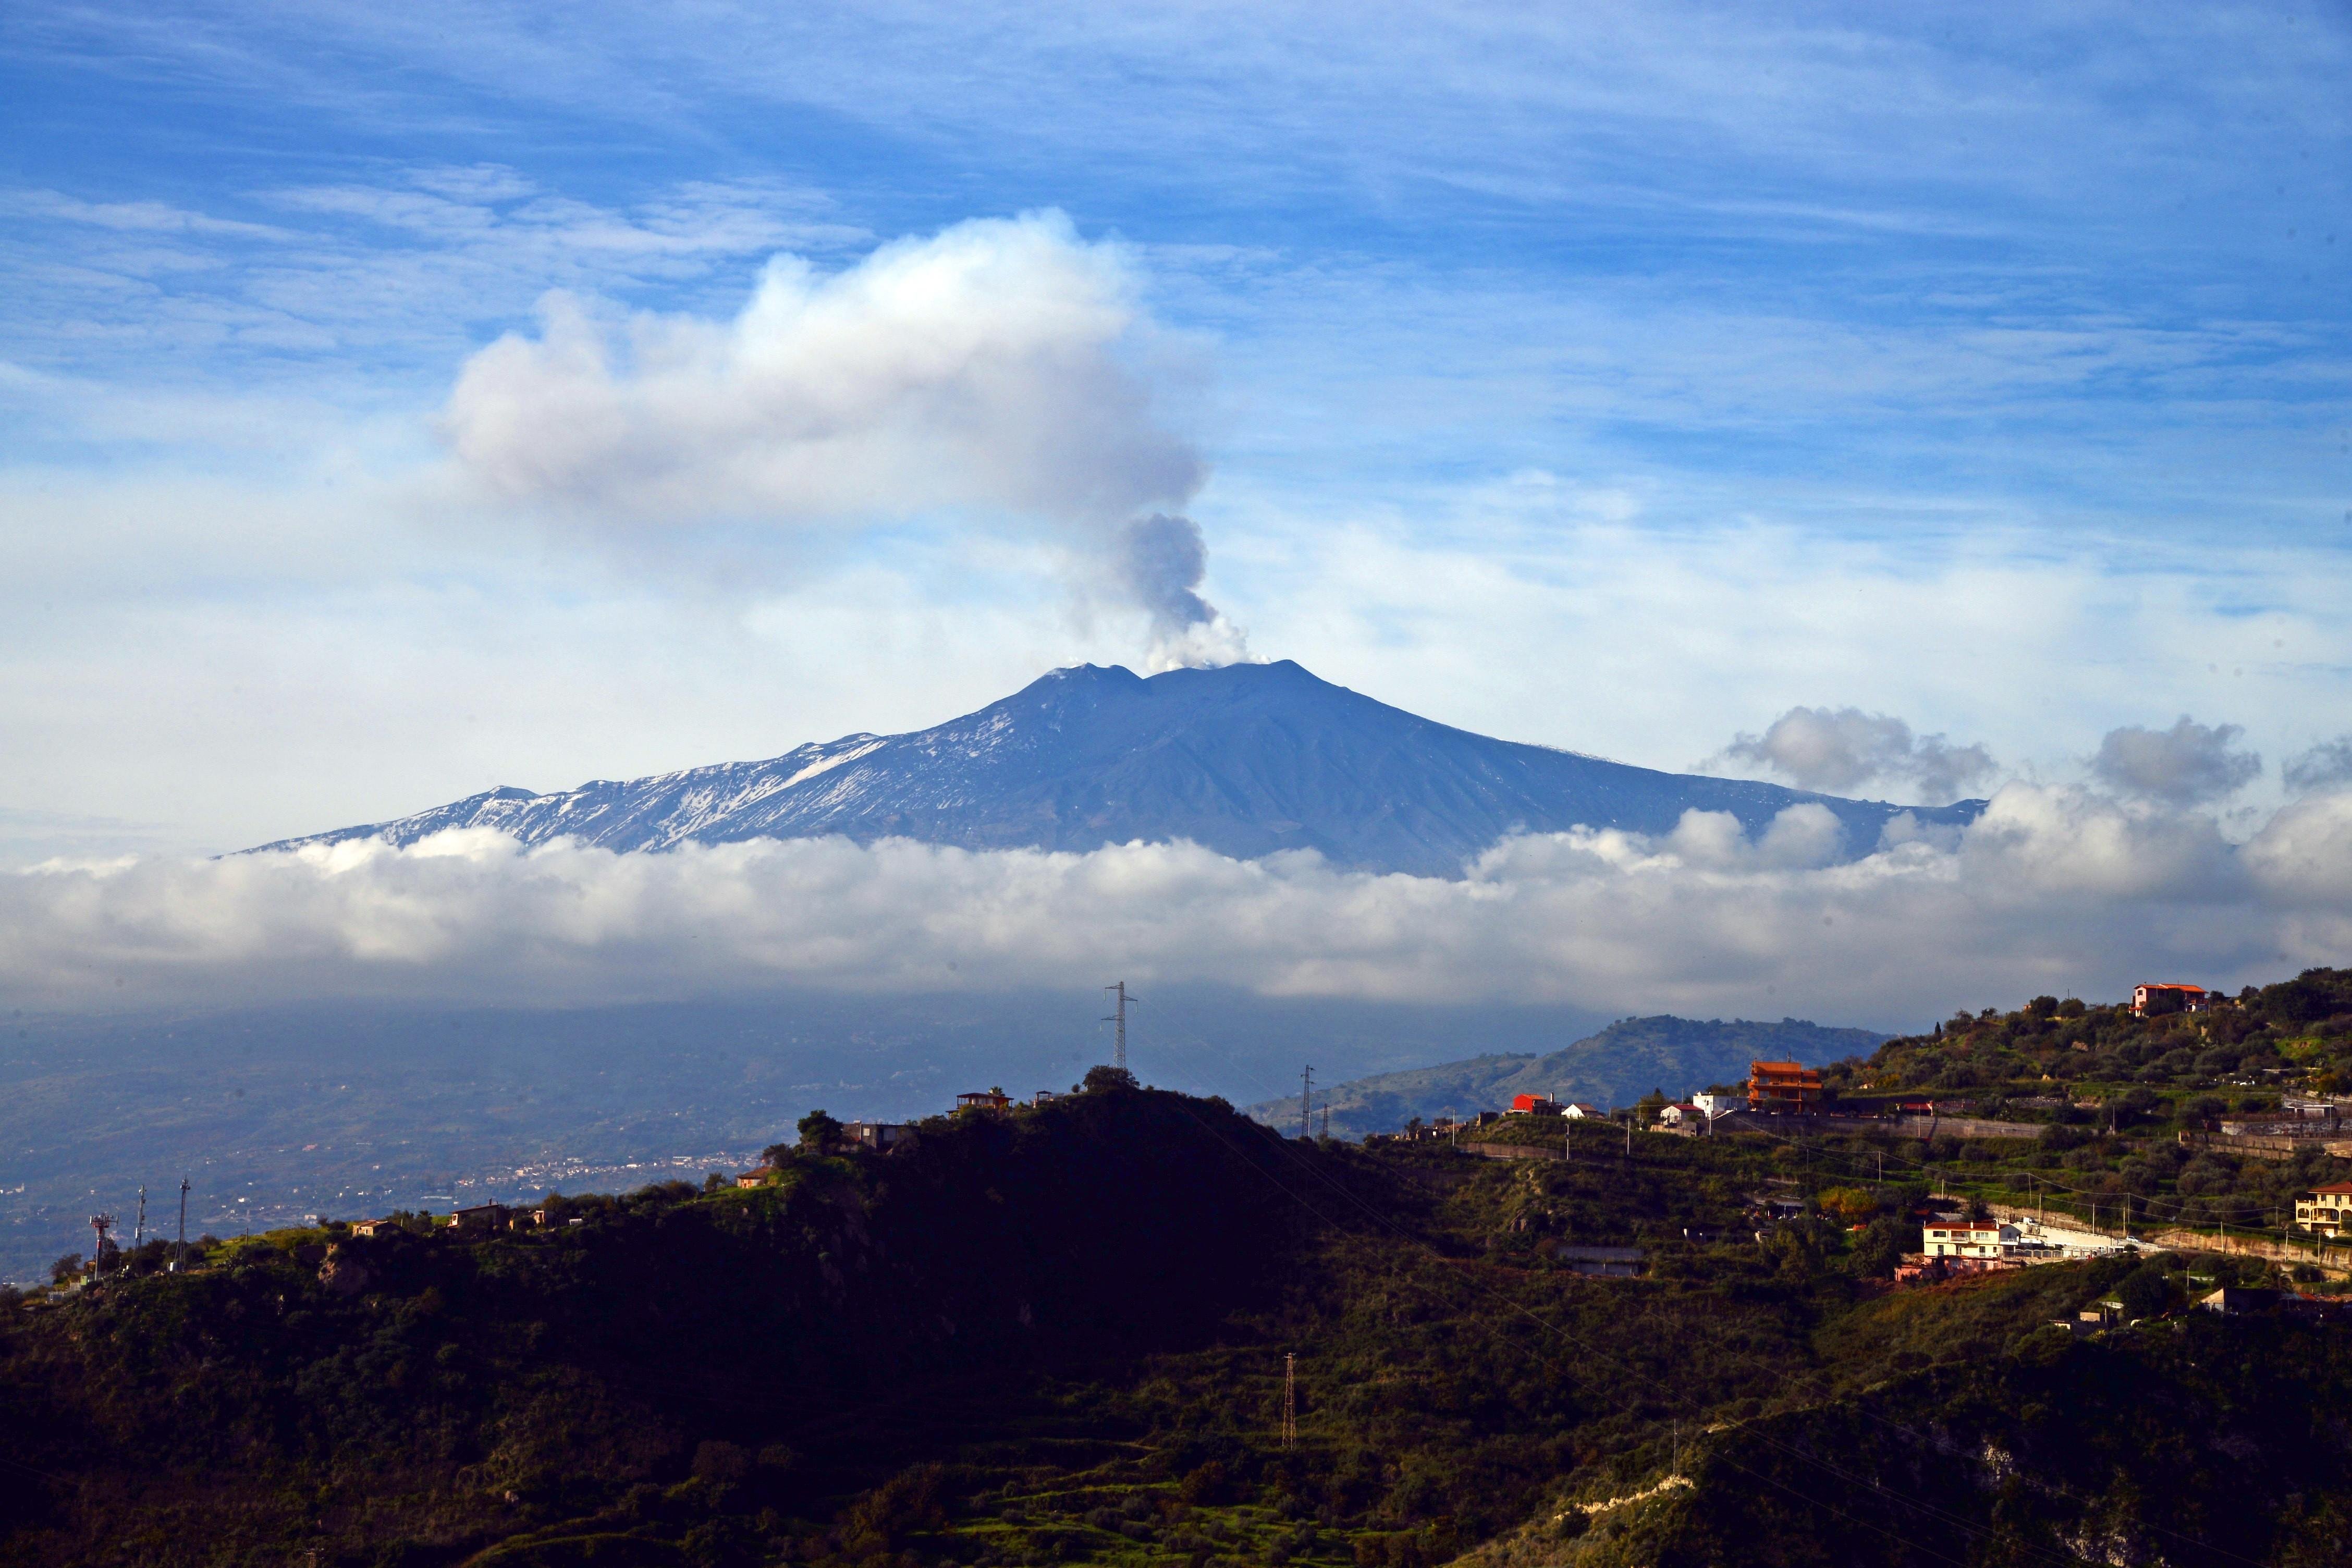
top-left (1119, 513), bottom-right (1251, 671)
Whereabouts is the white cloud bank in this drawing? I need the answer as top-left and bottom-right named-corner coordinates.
top-left (7, 786), bottom-right (2347, 1025)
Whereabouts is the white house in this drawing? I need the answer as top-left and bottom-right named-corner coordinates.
top-left (1690, 1092), bottom-right (1742, 1117)
top-left (1922, 1220), bottom-right (2012, 1259)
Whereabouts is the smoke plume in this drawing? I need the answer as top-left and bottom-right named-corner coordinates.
top-left (439, 210), bottom-right (1250, 668)
top-left (1118, 513), bottom-right (1251, 670)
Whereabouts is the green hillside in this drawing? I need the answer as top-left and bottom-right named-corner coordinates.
top-left (1258, 1015), bottom-right (1889, 1136)
top-left (8, 974), bottom-right (2352, 1567)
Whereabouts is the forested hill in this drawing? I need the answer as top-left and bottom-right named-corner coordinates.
top-left (1266, 1014), bottom-right (1890, 1135)
top-left (6, 1062), bottom-right (2351, 1568)
top-left (1821, 965), bottom-right (2352, 1104)
top-left (0, 1082), bottom-right (1316, 1566)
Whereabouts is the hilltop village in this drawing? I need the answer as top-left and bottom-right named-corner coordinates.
top-left (7, 968), bottom-right (2352, 1567)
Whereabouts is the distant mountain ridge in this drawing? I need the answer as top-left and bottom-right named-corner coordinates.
top-left (255, 660), bottom-right (1983, 878)
top-left (1253, 1014), bottom-right (1894, 1136)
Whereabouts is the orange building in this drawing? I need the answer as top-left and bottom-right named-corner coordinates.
top-left (1747, 1060), bottom-right (1822, 1114)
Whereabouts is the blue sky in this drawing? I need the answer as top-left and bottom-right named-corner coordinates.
top-left (3, 1), bottom-right (2349, 862)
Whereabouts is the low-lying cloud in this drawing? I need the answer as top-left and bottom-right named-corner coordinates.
top-left (8, 785), bottom-right (2346, 1026)
top-left (2091, 715), bottom-right (2262, 805)
top-left (441, 209), bottom-right (1246, 665)
top-left (1714, 705), bottom-right (1998, 804)
top-left (2285, 736), bottom-right (2352, 797)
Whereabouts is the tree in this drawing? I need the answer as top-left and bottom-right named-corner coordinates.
top-left (2113, 1260), bottom-right (2182, 1320)
top-left (798, 1109), bottom-right (843, 1152)
top-left (50, 1252), bottom-right (83, 1285)
top-left (1082, 1064), bottom-right (1138, 1094)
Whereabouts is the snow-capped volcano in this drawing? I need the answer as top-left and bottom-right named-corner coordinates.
top-left (254, 660), bottom-right (1982, 876)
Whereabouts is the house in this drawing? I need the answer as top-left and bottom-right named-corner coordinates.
top-left (1922, 1219), bottom-right (2008, 1259)
top-left (1689, 1092), bottom-right (1740, 1117)
top-left (2199, 1287), bottom-right (2279, 1315)
top-left (1747, 1060), bottom-right (1822, 1113)
top-left (1562, 1102), bottom-right (1604, 1119)
top-left (2133, 982), bottom-right (2209, 1018)
top-left (734, 1168), bottom-right (778, 1190)
top-left (349, 1218), bottom-right (395, 1238)
top-left (1508, 1093), bottom-right (1561, 1116)
top-left (1031, 1091), bottom-right (1058, 1106)
top-left (1651, 1103), bottom-right (1704, 1133)
top-left (451, 1202), bottom-right (510, 1232)
top-left (841, 1121), bottom-right (913, 1150)
top-left (955, 1089), bottom-right (1013, 1112)
top-left (2295, 1182), bottom-right (2352, 1238)
top-left (2052, 1300), bottom-right (2126, 1334)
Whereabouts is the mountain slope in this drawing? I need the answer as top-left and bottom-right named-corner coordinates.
top-left (1257, 1014), bottom-right (1892, 1135)
top-left (255, 660), bottom-right (1983, 877)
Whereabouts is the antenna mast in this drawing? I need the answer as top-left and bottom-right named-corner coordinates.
top-left (87, 1212), bottom-right (115, 1281)
top-left (1102, 982), bottom-right (1132, 1073)
top-left (1300, 1064), bottom-right (1314, 1141)
top-left (134, 1184), bottom-right (147, 1246)
top-left (174, 1176), bottom-right (190, 1272)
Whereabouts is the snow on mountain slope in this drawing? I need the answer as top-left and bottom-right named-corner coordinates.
top-left (252, 660), bottom-right (1983, 876)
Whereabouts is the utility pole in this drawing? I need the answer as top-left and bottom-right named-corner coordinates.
top-left (1101, 982), bottom-right (1131, 1074)
top-left (134, 1184), bottom-right (147, 1246)
top-left (1564, 1115), bottom-right (1572, 1163)
top-left (1282, 1353), bottom-right (1297, 1449)
top-left (174, 1176), bottom-right (190, 1272)
top-left (1299, 1065), bottom-right (1314, 1141)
